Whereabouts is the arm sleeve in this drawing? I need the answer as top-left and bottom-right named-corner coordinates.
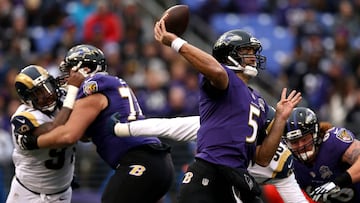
top-left (128, 116), bottom-right (200, 142)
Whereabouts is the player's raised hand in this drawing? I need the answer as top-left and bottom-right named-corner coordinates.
top-left (154, 19), bottom-right (177, 47)
top-left (67, 69), bottom-right (86, 87)
top-left (275, 88), bottom-right (302, 121)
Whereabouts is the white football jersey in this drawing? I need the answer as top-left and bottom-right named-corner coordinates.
top-left (248, 142), bottom-right (293, 183)
top-left (11, 104), bottom-right (75, 194)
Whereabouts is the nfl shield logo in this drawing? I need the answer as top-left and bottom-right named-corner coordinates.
top-left (202, 178), bottom-right (209, 186)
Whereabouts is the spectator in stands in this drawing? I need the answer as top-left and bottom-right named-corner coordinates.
top-left (83, 0), bottom-right (124, 48)
top-left (66, 0), bottom-right (96, 41)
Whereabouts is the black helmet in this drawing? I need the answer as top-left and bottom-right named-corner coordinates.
top-left (212, 29), bottom-right (266, 70)
top-left (15, 65), bottom-right (61, 113)
top-left (59, 44), bottom-right (107, 81)
top-left (283, 107), bottom-right (320, 162)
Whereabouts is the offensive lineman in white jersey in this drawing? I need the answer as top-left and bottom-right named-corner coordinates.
top-left (109, 107), bottom-right (310, 203)
top-left (6, 65), bottom-right (84, 203)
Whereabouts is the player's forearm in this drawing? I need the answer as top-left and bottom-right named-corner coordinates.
top-left (343, 139), bottom-right (360, 183)
top-left (179, 43), bottom-right (228, 90)
top-left (256, 118), bottom-right (286, 166)
top-left (347, 154), bottom-right (360, 184)
top-left (52, 85), bottom-right (79, 127)
top-left (37, 125), bottom-right (77, 148)
top-left (114, 116), bottom-right (199, 142)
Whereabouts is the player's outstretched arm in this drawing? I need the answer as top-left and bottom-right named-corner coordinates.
top-left (111, 114), bottom-right (199, 142)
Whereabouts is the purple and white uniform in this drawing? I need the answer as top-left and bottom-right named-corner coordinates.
top-left (196, 66), bottom-right (268, 169)
top-left (294, 127), bottom-right (360, 203)
top-left (77, 73), bottom-right (161, 169)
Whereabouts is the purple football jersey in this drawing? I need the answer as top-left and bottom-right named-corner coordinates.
top-left (77, 73), bottom-right (161, 169)
top-left (293, 127), bottom-right (360, 202)
top-left (195, 66), bottom-right (268, 169)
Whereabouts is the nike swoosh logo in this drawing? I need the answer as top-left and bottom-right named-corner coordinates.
top-left (288, 159), bottom-right (293, 168)
top-left (16, 118), bottom-right (26, 124)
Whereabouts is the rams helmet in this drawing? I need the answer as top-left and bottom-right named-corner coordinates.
top-left (15, 65), bottom-right (61, 113)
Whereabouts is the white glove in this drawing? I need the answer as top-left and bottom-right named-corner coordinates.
top-left (310, 182), bottom-right (340, 202)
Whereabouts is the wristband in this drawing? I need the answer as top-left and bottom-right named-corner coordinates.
top-left (63, 85), bottom-right (79, 109)
top-left (171, 38), bottom-right (187, 52)
top-left (114, 123), bottom-right (132, 137)
top-left (334, 171), bottom-right (352, 188)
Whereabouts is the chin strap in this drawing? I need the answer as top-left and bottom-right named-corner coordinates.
top-left (226, 56), bottom-right (258, 77)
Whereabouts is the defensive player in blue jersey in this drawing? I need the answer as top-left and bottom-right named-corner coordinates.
top-left (17, 44), bottom-right (175, 203)
top-left (283, 107), bottom-right (360, 203)
top-left (154, 18), bottom-right (302, 202)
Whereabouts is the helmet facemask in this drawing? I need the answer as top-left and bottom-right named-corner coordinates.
top-left (283, 107), bottom-right (320, 164)
top-left (15, 65), bottom-right (61, 114)
top-left (27, 77), bottom-right (59, 113)
top-left (212, 30), bottom-right (266, 77)
top-left (58, 44), bottom-right (107, 82)
top-left (284, 130), bottom-right (319, 163)
top-left (227, 44), bottom-right (266, 77)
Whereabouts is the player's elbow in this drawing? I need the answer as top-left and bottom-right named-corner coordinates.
top-left (210, 70), bottom-right (228, 90)
top-left (62, 133), bottom-right (80, 145)
top-left (255, 156), bottom-right (271, 167)
top-left (255, 146), bottom-right (275, 167)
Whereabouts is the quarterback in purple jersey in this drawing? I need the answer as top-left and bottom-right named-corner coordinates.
top-left (154, 17), bottom-right (301, 203)
top-left (284, 107), bottom-right (360, 203)
top-left (17, 44), bottom-right (174, 203)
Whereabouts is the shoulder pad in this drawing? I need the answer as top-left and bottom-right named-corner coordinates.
top-left (11, 113), bottom-right (39, 134)
top-left (82, 80), bottom-right (99, 95)
top-left (324, 128), bottom-right (354, 143)
top-left (334, 128), bottom-right (354, 143)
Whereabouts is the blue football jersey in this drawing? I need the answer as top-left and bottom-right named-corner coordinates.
top-left (77, 73), bottom-right (161, 169)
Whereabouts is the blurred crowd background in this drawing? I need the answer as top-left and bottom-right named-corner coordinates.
top-left (0, 0), bottom-right (360, 202)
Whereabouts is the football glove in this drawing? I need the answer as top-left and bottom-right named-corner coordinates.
top-left (16, 133), bottom-right (39, 150)
top-left (310, 182), bottom-right (340, 202)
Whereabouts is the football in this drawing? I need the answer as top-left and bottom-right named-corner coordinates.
top-left (160, 4), bottom-right (189, 36)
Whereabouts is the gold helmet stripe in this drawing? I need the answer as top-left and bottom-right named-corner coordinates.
top-left (15, 73), bottom-right (34, 89)
top-left (15, 65), bottom-right (48, 89)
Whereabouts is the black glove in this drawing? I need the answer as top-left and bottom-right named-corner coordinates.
top-left (16, 133), bottom-right (39, 150)
top-left (310, 182), bottom-right (340, 202)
